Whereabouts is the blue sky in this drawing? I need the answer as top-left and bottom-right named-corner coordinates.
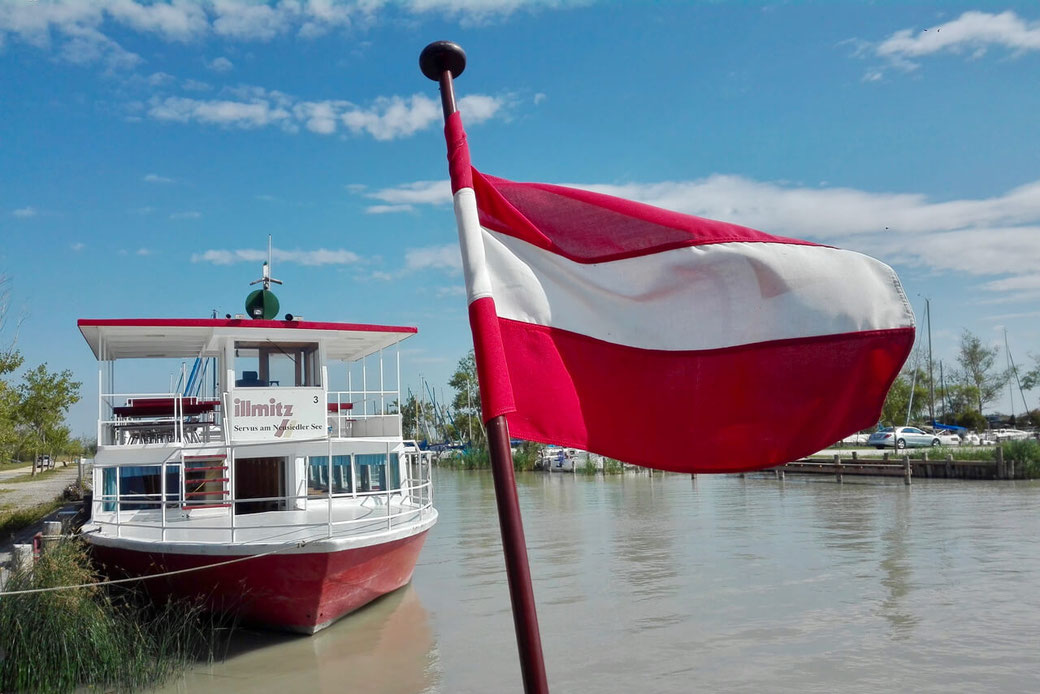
top-left (2, 1), bottom-right (1039, 436)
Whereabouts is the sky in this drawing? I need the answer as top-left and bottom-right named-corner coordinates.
top-left (1, 1), bottom-right (1039, 437)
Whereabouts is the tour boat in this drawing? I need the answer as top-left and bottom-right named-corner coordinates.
top-left (79, 266), bottom-right (437, 633)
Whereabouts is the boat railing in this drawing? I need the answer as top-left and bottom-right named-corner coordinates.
top-left (90, 477), bottom-right (434, 545)
top-left (326, 390), bottom-right (401, 438)
top-left (98, 392), bottom-right (224, 447)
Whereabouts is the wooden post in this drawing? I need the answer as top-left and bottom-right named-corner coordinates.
top-left (903, 455), bottom-right (911, 485)
top-left (996, 446), bottom-right (1005, 480)
top-left (834, 453), bottom-right (843, 484)
top-left (883, 452), bottom-right (889, 463)
top-left (945, 453), bottom-right (953, 479)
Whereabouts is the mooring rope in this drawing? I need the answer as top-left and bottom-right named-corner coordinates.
top-left (0, 531), bottom-right (317, 597)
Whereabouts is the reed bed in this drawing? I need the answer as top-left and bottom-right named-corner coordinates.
top-left (0, 538), bottom-right (230, 693)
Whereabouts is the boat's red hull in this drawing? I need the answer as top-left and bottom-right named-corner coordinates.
top-left (89, 531), bottom-right (430, 633)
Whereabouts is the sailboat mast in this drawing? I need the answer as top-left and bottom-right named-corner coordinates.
top-left (926, 298), bottom-right (935, 427)
top-left (1005, 329), bottom-right (1032, 416)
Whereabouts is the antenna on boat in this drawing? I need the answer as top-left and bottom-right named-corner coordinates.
top-left (245, 235), bottom-right (282, 319)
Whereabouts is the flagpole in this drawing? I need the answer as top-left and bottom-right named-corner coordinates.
top-left (421, 40), bottom-right (550, 694)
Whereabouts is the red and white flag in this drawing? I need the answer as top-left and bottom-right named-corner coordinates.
top-left (444, 112), bottom-right (915, 473)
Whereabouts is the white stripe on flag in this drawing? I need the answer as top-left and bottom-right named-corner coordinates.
top-left (453, 188), bottom-right (493, 303)
top-left (476, 227), bottom-right (914, 351)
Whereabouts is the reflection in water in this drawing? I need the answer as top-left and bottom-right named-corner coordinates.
top-left (153, 585), bottom-right (435, 694)
top-left (164, 472), bottom-right (1040, 694)
top-left (877, 490), bottom-right (918, 637)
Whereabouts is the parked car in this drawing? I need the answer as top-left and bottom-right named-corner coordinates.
top-left (839, 430), bottom-right (871, 445)
top-left (930, 430), bottom-right (961, 446)
top-left (867, 426), bottom-right (941, 450)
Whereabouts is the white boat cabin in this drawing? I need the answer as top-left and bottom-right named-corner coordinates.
top-left (79, 317), bottom-right (433, 546)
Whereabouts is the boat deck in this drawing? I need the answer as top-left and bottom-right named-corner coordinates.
top-left (88, 495), bottom-right (434, 549)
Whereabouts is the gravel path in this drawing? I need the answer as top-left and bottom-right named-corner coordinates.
top-left (0, 462), bottom-right (86, 571)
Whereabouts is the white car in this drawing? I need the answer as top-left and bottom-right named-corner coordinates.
top-left (931, 430), bottom-right (961, 446)
top-left (839, 431), bottom-right (870, 445)
top-left (867, 426), bottom-right (940, 449)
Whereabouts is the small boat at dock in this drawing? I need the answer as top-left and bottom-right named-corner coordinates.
top-left (78, 265), bottom-right (437, 633)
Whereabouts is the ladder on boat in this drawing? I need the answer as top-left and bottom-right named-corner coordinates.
top-left (182, 453), bottom-right (230, 509)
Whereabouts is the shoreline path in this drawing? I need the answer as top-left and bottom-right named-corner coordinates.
top-left (0, 462), bottom-right (84, 567)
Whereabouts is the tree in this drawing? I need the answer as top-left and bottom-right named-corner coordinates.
top-left (954, 330), bottom-right (1007, 415)
top-left (1021, 353), bottom-right (1040, 393)
top-left (17, 364), bottom-right (81, 476)
top-left (0, 350), bottom-right (24, 461)
top-left (879, 367), bottom-right (929, 427)
top-left (448, 350), bottom-right (484, 446)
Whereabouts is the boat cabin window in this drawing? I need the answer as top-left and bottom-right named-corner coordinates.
top-left (304, 454), bottom-right (401, 495)
top-left (234, 341), bottom-right (320, 388)
top-left (307, 455), bottom-right (353, 495)
top-left (357, 453), bottom-right (400, 492)
top-left (101, 465), bottom-right (181, 511)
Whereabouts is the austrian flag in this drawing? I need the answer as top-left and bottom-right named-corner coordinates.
top-left (444, 112), bottom-right (915, 473)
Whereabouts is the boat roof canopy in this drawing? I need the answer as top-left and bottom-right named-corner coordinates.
top-left (78, 318), bottom-right (416, 362)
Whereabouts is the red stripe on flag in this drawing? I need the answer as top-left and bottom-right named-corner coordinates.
top-left (445, 112), bottom-right (473, 194)
top-left (473, 170), bottom-right (820, 264)
top-left (490, 314), bottom-right (915, 473)
top-left (469, 297), bottom-right (517, 420)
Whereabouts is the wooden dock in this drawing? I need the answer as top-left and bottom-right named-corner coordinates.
top-left (757, 448), bottom-right (1017, 484)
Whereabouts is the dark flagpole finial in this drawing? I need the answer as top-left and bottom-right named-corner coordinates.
top-left (420, 41), bottom-right (466, 81)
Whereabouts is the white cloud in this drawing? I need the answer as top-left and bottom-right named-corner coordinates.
top-left (181, 78), bottom-right (212, 92)
top-left (136, 248), bottom-right (152, 256)
top-left (12, 207), bottom-right (37, 218)
top-left (363, 180), bottom-right (451, 206)
top-left (146, 87), bottom-right (508, 140)
top-left (405, 244), bottom-right (461, 274)
top-left (71, 242), bottom-right (85, 251)
top-left (0, 0), bottom-right (576, 69)
top-left (170, 210), bottom-right (201, 219)
top-left (863, 11), bottom-right (1040, 77)
top-left (192, 247), bottom-right (362, 266)
top-left (436, 285), bottom-right (467, 298)
top-left (143, 173), bottom-right (175, 183)
top-left (148, 95), bottom-right (292, 130)
top-left (375, 174), bottom-right (1040, 304)
top-left (208, 56), bottom-right (234, 72)
top-left (366, 204), bottom-right (414, 214)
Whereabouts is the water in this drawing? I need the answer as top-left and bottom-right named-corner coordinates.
top-left (156, 470), bottom-right (1040, 693)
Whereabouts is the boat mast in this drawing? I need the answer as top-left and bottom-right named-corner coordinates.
top-left (926, 297), bottom-right (935, 427)
top-left (1004, 329), bottom-right (1031, 418)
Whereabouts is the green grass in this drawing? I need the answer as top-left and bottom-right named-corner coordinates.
top-left (0, 538), bottom-right (230, 693)
top-left (0, 498), bottom-right (65, 536)
top-left (0, 462), bottom-right (30, 475)
top-left (1000, 439), bottom-right (1040, 478)
top-left (3, 466), bottom-right (66, 484)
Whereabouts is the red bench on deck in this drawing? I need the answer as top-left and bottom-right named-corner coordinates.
top-left (114, 397), bottom-right (220, 418)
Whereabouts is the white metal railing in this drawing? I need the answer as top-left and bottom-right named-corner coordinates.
top-left (91, 457), bottom-right (434, 545)
top-left (326, 390), bottom-right (401, 438)
top-left (98, 392), bottom-right (224, 447)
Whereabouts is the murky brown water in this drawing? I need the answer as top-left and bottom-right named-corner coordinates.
top-left (155, 470), bottom-right (1040, 693)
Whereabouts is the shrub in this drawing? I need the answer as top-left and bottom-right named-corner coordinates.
top-left (999, 439), bottom-right (1040, 478)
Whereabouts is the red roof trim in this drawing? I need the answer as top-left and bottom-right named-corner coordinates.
top-left (77, 318), bottom-right (417, 334)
